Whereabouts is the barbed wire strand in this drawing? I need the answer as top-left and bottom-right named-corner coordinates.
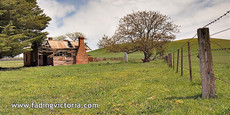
top-left (203, 10), bottom-right (230, 28)
top-left (190, 42), bottom-right (197, 48)
top-left (213, 62), bottom-right (230, 65)
top-left (173, 10), bottom-right (230, 52)
top-left (210, 41), bottom-right (230, 54)
top-left (183, 53), bottom-right (198, 58)
top-left (211, 48), bottom-right (230, 51)
top-left (169, 10), bottom-right (230, 54)
top-left (215, 77), bottom-right (230, 85)
top-left (170, 34), bottom-right (197, 54)
top-left (164, 10), bottom-right (230, 86)
top-left (210, 27), bottom-right (230, 36)
top-left (181, 34), bottom-right (197, 48)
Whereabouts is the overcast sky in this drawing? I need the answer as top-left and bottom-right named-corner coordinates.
top-left (37, 0), bottom-right (230, 50)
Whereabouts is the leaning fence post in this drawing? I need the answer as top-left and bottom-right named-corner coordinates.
top-left (181, 47), bottom-right (183, 76)
top-left (188, 42), bottom-right (193, 82)
top-left (165, 55), bottom-right (168, 64)
top-left (198, 28), bottom-right (216, 98)
top-left (176, 49), bottom-right (179, 73)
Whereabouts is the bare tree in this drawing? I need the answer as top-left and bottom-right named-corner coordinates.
top-left (66, 32), bottom-right (85, 41)
top-left (98, 11), bottom-right (179, 62)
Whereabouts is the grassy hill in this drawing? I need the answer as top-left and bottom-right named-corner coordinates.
top-left (88, 38), bottom-right (230, 60)
top-left (167, 38), bottom-right (230, 52)
top-left (0, 38), bottom-right (230, 114)
top-left (88, 48), bottom-right (144, 61)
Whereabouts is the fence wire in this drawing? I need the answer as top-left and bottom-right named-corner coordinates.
top-left (203, 10), bottom-right (230, 28)
top-left (210, 27), bottom-right (230, 36)
top-left (215, 77), bottom-right (230, 85)
top-left (164, 10), bottom-right (230, 86)
top-left (210, 40), bottom-right (230, 54)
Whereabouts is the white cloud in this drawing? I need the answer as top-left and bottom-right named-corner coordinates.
top-left (38, 0), bottom-right (230, 50)
top-left (38, 0), bottom-right (75, 19)
top-left (174, 0), bottom-right (230, 39)
top-left (37, 0), bottom-right (76, 30)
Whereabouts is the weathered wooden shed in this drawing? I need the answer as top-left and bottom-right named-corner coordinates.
top-left (24, 37), bottom-right (90, 66)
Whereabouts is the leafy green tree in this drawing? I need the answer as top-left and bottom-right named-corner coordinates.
top-left (0, 0), bottom-right (51, 58)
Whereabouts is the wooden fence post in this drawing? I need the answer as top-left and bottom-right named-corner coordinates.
top-left (198, 28), bottom-right (216, 98)
top-left (181, 47), bottom-right (183, 76)
top-left (166, 55), bottom-right (168, 64)
top-left (188, 42), bottom-right (193, 82)
top-left (173, 52), bottom-right (175, 70)
top-left (176, 49), bottom-right (179, 73)
top-left (168, 54), bottom-right (170, 67)
top-left (168, 54), bottom-right (170, 66)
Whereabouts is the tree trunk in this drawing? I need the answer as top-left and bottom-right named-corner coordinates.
top-left (143, 52), bottom-right (151, 63)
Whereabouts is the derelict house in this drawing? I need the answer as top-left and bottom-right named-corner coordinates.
top-left (24, 37), bottom-right (91, 66)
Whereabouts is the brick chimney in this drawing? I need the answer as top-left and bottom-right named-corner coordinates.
top-left (48, 37), bottom-right (53, 40)
top-left (75, 37), bottom-right (89, 64)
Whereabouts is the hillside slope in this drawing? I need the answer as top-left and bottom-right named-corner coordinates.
top-left (167, 38), bottom-right (230, 53)
top-left (87, 48), bottom-right (144, 61)
top-left (87, 38), bottom-right (230, 60)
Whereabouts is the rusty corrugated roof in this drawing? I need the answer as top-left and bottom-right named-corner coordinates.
top-left (48, 40), bottom-right (69, 49)
top-left (70, 41), bottom-right (79, 48)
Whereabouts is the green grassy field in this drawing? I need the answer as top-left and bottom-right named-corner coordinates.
top-left (0, 38), bottom-right (229, 114)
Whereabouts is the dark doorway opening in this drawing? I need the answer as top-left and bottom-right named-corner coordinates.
top-left (43, 55), bottom-right (48, 66)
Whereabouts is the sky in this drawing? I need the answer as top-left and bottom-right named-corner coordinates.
top-left (37, 0), bottom-right (230, 50)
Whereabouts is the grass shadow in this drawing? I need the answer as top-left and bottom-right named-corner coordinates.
top-left (190, 81), bottom-right (202, 86)
top-left (0, 66), bottom-right (24, 71)
top-left (165, 94), bottom-right (202, 100)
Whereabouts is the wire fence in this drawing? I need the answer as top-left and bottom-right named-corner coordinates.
top-left (163, 10), bottom-right (230, 86)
